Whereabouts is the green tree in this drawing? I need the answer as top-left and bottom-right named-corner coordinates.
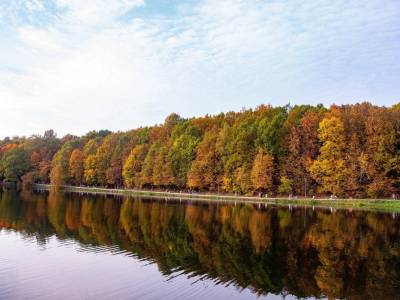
top-left (50, 139), bottom-right (79, 186)
top-left (140, 143), bottom-right (159, 187)
top-left (0, 148), bottom-right (30, 183)
top-left (278, 176), bottom-right (292, 195)
top-left (153, 146), bottom-right (175, 187)
top-left (167, 121), bottom-right (201, 187)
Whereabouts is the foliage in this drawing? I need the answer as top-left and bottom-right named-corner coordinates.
top-left (0, 148), bottom-right (30, 183)
top-left (50, 139), bottom-right (80, 186)
top-left (310, 111), bottom-right (349, 196)
top-left (0, 103), bottom-right (398, 198)
top-left (251, 148), bottom-right (274, 193)
top-left (278, 176), bottom-right (292, 195)
top-left (122, 145), bottom-right (148, 188)
top-left (69, 149), bottom-right (84, 185)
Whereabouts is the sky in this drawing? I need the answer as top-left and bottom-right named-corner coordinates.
top-left (0, 0), bottom-right (399, 138)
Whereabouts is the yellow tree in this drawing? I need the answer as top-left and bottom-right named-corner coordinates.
top-left (152, 146), bottom-right (174, 187)
top-left (122, 145), bottom-right (147, 188)
top-left (69, 149), bottom-right (84, 185)
top-left (84, 154), bottom-right (97, 185)
top-left (50, 165), bottom-right (65, 186)
top-left (310, 112), bottom-right (349, 196)
top-left (187, 129), bottom-right (221, 191)
top-left (236, 165), bottom-right (252, 194)
top-left (251, 148), bottom-right (274, 193)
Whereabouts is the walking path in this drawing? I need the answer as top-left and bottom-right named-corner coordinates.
top-left (33, 184), bottom-right (400, 212)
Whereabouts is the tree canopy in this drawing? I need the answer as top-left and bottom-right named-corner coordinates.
top-left (0, 102), bottom-right (399, 198)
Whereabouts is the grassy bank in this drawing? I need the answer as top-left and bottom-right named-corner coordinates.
top-left (266, 198), bottom-right (400, 213)
top-left (33, 184), bottom-right (400, 213)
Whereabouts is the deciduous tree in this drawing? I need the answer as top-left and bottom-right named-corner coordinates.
top-left (251, 148), bottom-right (274, 193)
top-left (310, 111), bottom-right (349, 196)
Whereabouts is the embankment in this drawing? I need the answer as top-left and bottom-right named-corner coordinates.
top-left (33, 184), bottom-right (400, 212)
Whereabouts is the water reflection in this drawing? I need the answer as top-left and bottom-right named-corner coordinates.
top-left (1, 189), bottom-right (400, 299)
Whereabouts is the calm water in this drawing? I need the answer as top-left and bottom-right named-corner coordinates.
top-left (0, 190), bottom-right (400, 299)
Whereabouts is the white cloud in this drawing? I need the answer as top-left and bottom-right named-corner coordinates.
top-left (0, 0), bottom-right (399, 138)
top-left (18, 26), bottom-right (67, 53)
top-left (26, 0), bottom-right (44, 12)
top-left (55, 0), bottom-right (145, 25)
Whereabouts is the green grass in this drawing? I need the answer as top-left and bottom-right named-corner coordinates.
top-left (265, 198), bottom-right (400, 213)
top-left (33, 184), bottom-right (400, 213)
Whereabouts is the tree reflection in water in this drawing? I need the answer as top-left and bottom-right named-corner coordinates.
top-left (1, 189), bottom-right (400, 299)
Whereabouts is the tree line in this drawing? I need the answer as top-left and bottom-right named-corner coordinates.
top-left (0, 102), bottom-right (399, 198)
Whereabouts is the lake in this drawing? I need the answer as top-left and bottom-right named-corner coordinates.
top-left (0, 189), bottom-right (399, 300)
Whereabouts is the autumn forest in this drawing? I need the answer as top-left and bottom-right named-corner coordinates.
top-left (1, 102), bottom-right (399, 198)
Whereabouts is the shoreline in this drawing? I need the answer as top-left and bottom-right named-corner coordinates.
top-left (33, 184), bottom-right (400, 213)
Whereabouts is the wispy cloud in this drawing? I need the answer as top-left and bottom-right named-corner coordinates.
top-left (55, 0), bottom-right (145, 25)
top-left (26, 0), bottom-right (45, 12)
top-left (0, 0), bottom-right (399, 137)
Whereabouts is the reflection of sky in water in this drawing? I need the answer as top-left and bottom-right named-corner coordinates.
top-left (0, 230), bottom-right (305, 300)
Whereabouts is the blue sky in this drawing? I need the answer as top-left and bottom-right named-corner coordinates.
top-left (0, 0), bottom-right (399, 138)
